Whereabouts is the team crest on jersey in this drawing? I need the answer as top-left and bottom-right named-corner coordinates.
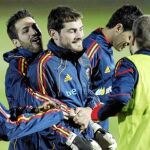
top-left (104, 66), bottom-right (110, 73)
top-left (64, 74), bottom-right (72, 82)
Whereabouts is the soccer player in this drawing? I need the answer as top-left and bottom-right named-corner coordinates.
top-left (91, 15), bottom-right (150, 150)
top-left (27, 6), bottom-right (116, 150)
top-left (4, 9), bottom-right (66, 150)
top-left (83, 4), bottom-right (143, 130)
top-left (5, 9), bottom-right (44, 108)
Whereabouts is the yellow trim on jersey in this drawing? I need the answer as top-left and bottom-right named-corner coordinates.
top-left (39, 52), bottom-right (52, 94)
top-left (53, 125), bottom-right (70, 136)
top-left (88, 43), bottom-right (99, 58)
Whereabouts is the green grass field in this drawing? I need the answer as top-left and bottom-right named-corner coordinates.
top-left (0, 0), bottom-right (149, 149)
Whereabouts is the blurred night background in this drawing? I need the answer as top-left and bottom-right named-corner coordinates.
top-left (0, 0), bottom-right (149, 149)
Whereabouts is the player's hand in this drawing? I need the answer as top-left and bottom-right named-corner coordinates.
top-left (37, 101), bottom-right (56, 112)
top-left (108, 138), bottom-right (117, 150)
top-left (103, 131), bottom-right (117, 150)
top-left (73, 107), bottom-right (92, 131)
top-left (94, 127), bottom-right (117, 150)
top-left (62, 110), bottom-right (70, 120)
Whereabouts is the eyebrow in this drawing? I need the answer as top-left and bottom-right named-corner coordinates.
top-left (67, 28), bottom-right (76, 31)
top-left (21, 22), bottom-right (36, 30)
top-left (67, 26), bottom-right (83, 31)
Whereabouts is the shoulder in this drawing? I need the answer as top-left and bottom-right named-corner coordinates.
top-left (35, 50), bottom-right (61, 69)
top-left (115, 57), bottom-right (137, 77)
top-left (79, 53), bottom-right (91, 66)
top-left (117, 57), bottom-right (136, 68)
top-left (8, 56), bottom-right (27, 72)
top-left (83, 32), bottom-right (100, 49)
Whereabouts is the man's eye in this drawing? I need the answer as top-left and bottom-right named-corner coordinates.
top-left (22, 29), bottom-right (28, 33)
top-left (80, 27), bottom-right (83, 31)
top-left (68, 30), bottom-right (74, 33)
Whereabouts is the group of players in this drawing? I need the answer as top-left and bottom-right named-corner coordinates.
top-left (0, 3), bottom-right (150, 150)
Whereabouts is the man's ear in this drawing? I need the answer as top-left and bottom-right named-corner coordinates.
top-left (132, 36), bottom-right (136, 46)
top-left (49, 29), bottom-right (58, 40)
top-left (12, 39), bottom-right (21, 48)
top-left (115, 23), bottom-right (124, 33)
top-left (131, 33), bottom-right (136, 46)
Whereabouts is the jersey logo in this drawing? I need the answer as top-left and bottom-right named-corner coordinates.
top-left (95, 86), bottom-right (112, 96)
top-left (104, 66), bottom-right (110, 73)
top-left (64, 74), bottom-right (72, 82)
top-left (66, 89), bottom-right (77, 97)
top-left (95, 88), bottom-right (105, 96)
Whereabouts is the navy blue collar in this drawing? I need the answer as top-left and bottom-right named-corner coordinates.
top-left (18, 48), bottom-right (36, 58)
top-left (135, 49), bottom-right (150, 56)
top-left (93, 28), bottom-right (112, 49)
top-left (47, 39), bottom-right (84, 61)
top-left (3, 48), bottom-right (39, 63)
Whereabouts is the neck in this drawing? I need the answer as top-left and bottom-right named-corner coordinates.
top-left (102, 27), bottom-right (114, 44)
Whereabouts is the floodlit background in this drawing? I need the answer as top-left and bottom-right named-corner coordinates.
top-left (0, 0), bottom-right (149, 149)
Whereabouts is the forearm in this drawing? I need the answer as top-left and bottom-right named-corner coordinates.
top-left (91, 100), bottom-right (125, 121)
top-left (7, 109), bottom-right (64, 140)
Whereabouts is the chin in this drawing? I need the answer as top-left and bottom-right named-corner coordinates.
top-left (75, 49), bottom-right (83, 52)
top-left (35, 44), bottom-right (43, 50)
top-left (130, 50), bottom-right (134, 55)
top-left (76, 46), bottom-right (83, 51)
top-left (71, 43), bottom-right (83, 51)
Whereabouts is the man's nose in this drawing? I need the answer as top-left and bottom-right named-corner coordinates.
top-left (30, 28), bottom-right (38, 35)
top-left (76, 30), bottom-right (83, 39)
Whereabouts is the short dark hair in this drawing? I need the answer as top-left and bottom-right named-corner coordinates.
top-left (106, 4), bottom-right (143, 31)
top-left (47, 6), bottom-right (82, 33)
top-left (133, 15), bottom-right (150, 50)
top-left (7, 9), bottom-right (33, 40)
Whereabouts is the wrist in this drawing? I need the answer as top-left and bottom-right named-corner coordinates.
top-left (91, 103), bottom-right (103, 121)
